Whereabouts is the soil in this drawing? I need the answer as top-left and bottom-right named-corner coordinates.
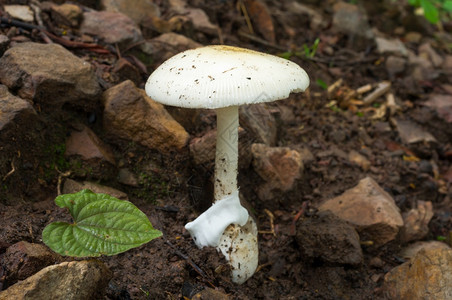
top-left (1, 0), bottom-right (452, 299)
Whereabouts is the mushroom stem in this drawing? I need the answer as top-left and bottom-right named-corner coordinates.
top-left (214, 105), bottom-right (239, 201)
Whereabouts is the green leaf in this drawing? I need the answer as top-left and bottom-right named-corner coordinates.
top-left (444, 0), bottom-right (452, 12)
top-left (420, 0), bottom-right (439, 23)
top-left (42, 189), bottom-right (162, 257)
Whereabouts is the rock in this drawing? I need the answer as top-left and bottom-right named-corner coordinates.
top-left (419, 43), bottom-right (443, 68)
top-left (112, 57), bottom-right (141, 86)
top-left (150, 32), bottom-right (202, 62)
top-left (4, 5), bottom-right (34, 22)
top-left (385, 55), bottom-right (406, 77)
top-left (348, 150), bottom-right (371, 171)
top-left (332, 2), bottom-right (373, 39)
top-left (286, 1), bottom-right (327, 30)
top-left (394, 119), bottom-right (437, 144)
top-left (80, 11), bottom-right (143, 47)
top-left (383, 248), bottom-right (452, 299)
top-left (169, 1), bottom-right (218, 36)
top-left (444, 55), bottom-right (452, 70)
top-left (117, 168), bottom-right (139, 187)
top-left (0, 85), bottom-right (37, 133)
top-left (0, 260), bottom-right (112, 300)
top-left (295, 211), bottom-right (363, 265)
top-left (165, 106), bottom-right (205, 132)
top-left (192, 287), bottom-right (230, 300)
top-left (318, 177), bottom-right (404, 246)
top-left (50, 3), bottom-right (83, 27)
top-left (375, 37), bottom-right (408, 56)
top-left (101, 0), bottom-right (161, 25)
top-left (404, 31), bottom-right (422, 43)
top-left (0, 43), bottom-right (101, 110)
top-left (424, 94), bottom-right (452, 123)
top-left (1, 241), bottom-right (61, 285)
top-left (0, 35), bottom-right (10, 56)
top-left (102, 80), bottom-right (189, 152)
top-left (240, 104), bottom-right (277, 146)
top-left (251, 143), bottom-right (303, 201)
top-left (65, 125), bottom-right (115, 165)
top-left (399, 241), bottom-right (451, 260)
top-left (400, 200), bottom-right (433, 243)
top-left (189, 128), bottom-right (251, 169)
top-left (63, 178), bottom-right (128, 200)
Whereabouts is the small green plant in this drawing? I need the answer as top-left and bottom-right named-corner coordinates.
top-left (316, 79), bottom-right (328, 90)
top-left (409, 0), bottom-right (452, 24)
top-left (42, 189), bottom-right (162, 257)
top-left (278, 38), bottom-right (320, 60)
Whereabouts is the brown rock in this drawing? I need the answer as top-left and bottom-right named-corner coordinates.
top-left (251, 143), bottom-right (303, 201)
top-left (2, 241), bottom-right (62, 285)
top-left (192, 287), bottom-right (230, 300)
top-left (189, 128), bottom-right (251, 170)
top-left (0, 260), bottom-right (112, 300)
top-left (318, 177), bottom-right (403, 246)
top-left (149, 32), bottom-right (202, 62)
top-left (63, 179), bottom-right (128, 200)
top-left (117, 168), bottom-right (139, 187)
top-left (348, 150), bottom-right (371, 171)
top-left (80, 11), bottom-right (143, 47)
top-left (332, 2), bottom-right (373, 39)
top-left (0, 85), bottom-right (36, 132)
top-left (383, 248), bottom-right (452, 299)
top-left (385, 55), bottom-right (406, 77)
top-left (65, 125), bottom-right (115, 165)
top-left (50, 3), bottom-right (83, 27)
top-left (0, 35), bottom-right (10, 56)
top-left (101, 0), bottom-right (161, 25)
top-left (103, 80), bottom-right (189, 152)
top-left (395, 119), bottom-right (437, 144)
top-left (240, 104), bottom-right (277, 146)
top-left (400, 200), bottom-right (434, 243)
top-left (112, 57), bottom-right (141, 86)
top-left (424, 94), bottom-right (452, 123)
top-left (0, 43), bottom-right (101, 109)
top-left (296, 211), bottom-right (363, 265)
top-left (419, 43), bottom-right (444, 68)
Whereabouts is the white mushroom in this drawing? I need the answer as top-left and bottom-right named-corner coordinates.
top-left (145, 45), bottom-right (309, 284)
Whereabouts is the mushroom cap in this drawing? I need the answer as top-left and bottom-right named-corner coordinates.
top-left (145, 45), bottom-right (309, 109)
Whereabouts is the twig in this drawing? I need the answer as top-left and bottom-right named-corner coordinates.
top-left (290, 201), bottom-right (308, 236)
top-left (238, 0), bottom-right (254, 34)
top-left (363, 81), bottom-right (391, 105)
top-left (237, 30), bottom-right (286, 51)
top-left (55, 168), bottom-right (71, 195)
top-left (0, 17), bottom-right (110, 54)
top-left (2, 159), bottom-right (15, 181)
top-left (258, 209), bottom-right (276, 236)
